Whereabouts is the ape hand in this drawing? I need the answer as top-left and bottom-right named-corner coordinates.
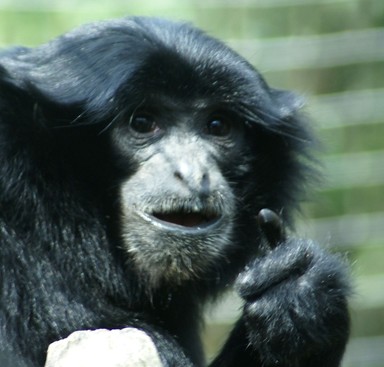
top-left (236, 209), bottom-right (350, 366)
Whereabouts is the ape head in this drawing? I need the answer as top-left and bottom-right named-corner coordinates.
top-left (1, 17), bottom-right (314, 291)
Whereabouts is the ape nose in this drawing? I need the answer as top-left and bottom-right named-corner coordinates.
top-left (173, 165), bottom-right (211, 197)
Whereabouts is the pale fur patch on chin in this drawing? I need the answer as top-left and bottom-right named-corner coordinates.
top-left (121, 216), bottom-right (235, 290)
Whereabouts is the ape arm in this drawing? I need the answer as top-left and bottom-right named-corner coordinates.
top-left (211, 210), bottom-right (350, 367)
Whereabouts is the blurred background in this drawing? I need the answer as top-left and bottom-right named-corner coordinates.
top-left (0, 0), bottom-right (383, 366)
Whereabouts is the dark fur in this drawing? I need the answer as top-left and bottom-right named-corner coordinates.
top-left (0, 17), bottom-right (350, 366)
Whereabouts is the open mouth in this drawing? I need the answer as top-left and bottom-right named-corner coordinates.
top-left (138, 209), bottom-right (222, 232)
top-left (153, 211), bottom-right (218, 227)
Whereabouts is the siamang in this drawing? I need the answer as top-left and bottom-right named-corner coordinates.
top-left (0, 17), bottom-right (350, 367)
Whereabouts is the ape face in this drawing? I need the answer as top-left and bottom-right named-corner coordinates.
top-left (102, 42), bottom-right (274, 287)
top-left (81, 37), bottom-right (259, 287)
top-left (115, 98), bottom-right (240, 287)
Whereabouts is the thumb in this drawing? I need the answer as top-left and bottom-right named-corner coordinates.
top-left (257, 208), bottom-right (286, 249)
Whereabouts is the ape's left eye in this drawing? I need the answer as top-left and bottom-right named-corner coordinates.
top-left (206, 116), bottom-right (232, 137)
top-left (130, 113), bottom-right (159, 135)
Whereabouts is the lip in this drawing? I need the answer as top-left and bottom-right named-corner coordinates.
top-left (136, 211), bottom-right (223, 234)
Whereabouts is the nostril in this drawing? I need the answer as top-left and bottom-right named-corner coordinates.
top-left (174, 171), bottom-right (183, 181)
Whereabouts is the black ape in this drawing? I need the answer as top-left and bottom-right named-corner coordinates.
top-left (0, 17), bottom-right (350, 367)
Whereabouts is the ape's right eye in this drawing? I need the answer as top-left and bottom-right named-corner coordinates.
top-left (130, 113), bottom-right (159, 135)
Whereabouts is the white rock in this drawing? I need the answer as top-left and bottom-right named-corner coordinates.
top-left (45, 328), bottom-right (163, 367)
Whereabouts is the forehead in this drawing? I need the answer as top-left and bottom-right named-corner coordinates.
top-left (129, 47), bottom-right (259, 107)
top-left (134, 95), bottom-right (227, 118)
